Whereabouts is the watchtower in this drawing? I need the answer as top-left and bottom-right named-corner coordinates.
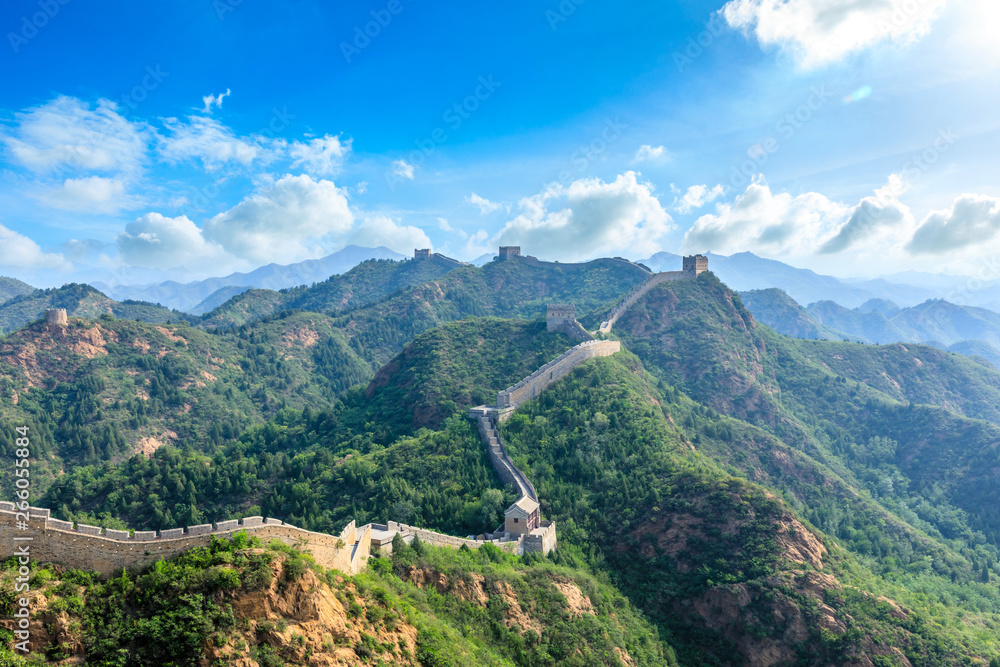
top-left (414, 249), bottom-right (431, 259)
top-left (546, 304), bottom-right (575, 332)
top-left (682, 254), bottom-right (708, 275)
top-left (498, 246), bottom-right (521, 261)
top-left (46, 308), bottom-right (68, 327)
top-left (504, 497), bottom-right (539, 535)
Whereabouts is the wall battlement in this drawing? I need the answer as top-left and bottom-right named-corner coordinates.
top-left (598, 255), bottom-right (708, 334)
top-left (496, 339), bottom-right (620, 410)
top-left (0, 503), bottom-right (367, 577)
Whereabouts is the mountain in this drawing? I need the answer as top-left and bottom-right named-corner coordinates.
top-left (741, 288), bottom-right (1000, 369)
top-left (187, 284), bottom-right (253, 315)
top-left (0, 276), bottom-right (35, 304)
top-left (93, 245), bottom-right (406, 312)
top-left (0, 283), bottom-right (188, 334)
top-left (6, 261), bottom-right (1000, 663)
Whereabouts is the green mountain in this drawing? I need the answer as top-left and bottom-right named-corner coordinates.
top-left (4, 263), bottom-right (1000, 664)
top-left (0, 283), bottom-right (188, 334)
top-left (0, 276), bottom-right (35, 304)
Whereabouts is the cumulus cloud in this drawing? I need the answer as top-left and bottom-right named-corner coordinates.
top-left (720, 0), bottom-right (950, 68)
top-left (392, 159), bottom-right (415, 180)
top-left (634, 145), bottom-right (668, 162)
top-left (820, 175), bottom-right (914, 254)
top-left (908, 194), bottom-right (1000, 254)
top-left (674, 184), bottom-right (725, 214)
top-left (0, 224), bottom-right (69, 269)
top-left (42, 176), bottom-right (141, 214)
top-left (348, 215), bottom-right (432, 254)
top-left (202, 174), bottom-right (354, 264)
top-left (495, 171), bottom-right (673, 262)
top-left (466, 193), bottom-right (505, 214)
top-left (159, 115), bottom-right (278, 171)
top-left (117, 213), bottom-right (230, 271)
top-left (682, 177), bottom-right (849, 255)
top-left (201, 89), bottom-right (231, 114)
top-left (289, 135), bottom-right (352, 176)
top-left (0, 96), bottom-right (147, 175)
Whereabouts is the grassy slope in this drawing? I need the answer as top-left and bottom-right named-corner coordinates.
top-left (0, 277), bottom-right (35, 304)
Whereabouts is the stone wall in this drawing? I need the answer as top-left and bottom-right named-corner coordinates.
top-left (0, 504), bottom-right (367, 577)
top-left (599, 271), bottom-right (692, 333)
top-left (386, 521), bottom-right (521, 553)
top-left (497, 340), bottom-right (621, 410)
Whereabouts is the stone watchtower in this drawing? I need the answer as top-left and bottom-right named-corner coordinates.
top-left (414, 249), bottom-right (431, 259)
top-left (498, 246), bottom-right (521, 261)
top-left (46, 309), bottom-right (68, 327)
top-left (682, 254), bottom-right (708, 275)
top-left (546, 304), bottom-right (576, 332)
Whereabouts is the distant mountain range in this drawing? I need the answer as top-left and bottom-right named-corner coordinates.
top-left (91, 245), bottom-right (405, 312)
top-left (741, 287), bottom-right (1000, 369)
top-left (640, 251), bottom-right (1000, 310)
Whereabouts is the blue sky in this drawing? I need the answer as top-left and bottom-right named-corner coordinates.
top-left (2, 0), bottom-right (999, 287)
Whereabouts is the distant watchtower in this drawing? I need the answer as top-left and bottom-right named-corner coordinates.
top-left (46, 308), bottom-right (68, 327)
top-left (498, 246), bottom-right (521, 261)
top-left (682, 254), bottom-right (708, 275)
top-left (546, 304), bottom-right (575, 332)
top-left (414, 249), bottom-right (431, 260)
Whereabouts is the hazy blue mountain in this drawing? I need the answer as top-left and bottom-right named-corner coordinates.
top-left (93, 245), bottom-right (405, 312)
top-left (740, 286), bottom-right (1000, 369)
top-left (188, 285), bottom-right (254, 316)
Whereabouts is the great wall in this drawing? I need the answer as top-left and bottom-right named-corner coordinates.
top-left (0, 250), bottom-right (707, 578)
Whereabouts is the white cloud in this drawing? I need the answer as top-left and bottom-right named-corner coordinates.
top-left (348, 215), bottom-right (432, 254)
top-left (634, 145), bottom-right (668, 162)
top-left (42, 176), bottom-right (141, 214)
top-left (201, 89), bottom-right (231, 114)
top-left (720, 0), bottom-right (950, 68)
top-left (683, 177), bottom-right (849, 255)
top-left (117, 213), bottom-right (230, 271)
top-left (0, 224), bottom-right (69, 269)
top-left (908, 193), bottom-right (1000, 254)
top-left (392, 159), bottom-right (415, 180)
top-left (0, 96), bottom-right (147, 175)
top-left (202, 174), bottom-right (354, 264)
top-left (820, 174), bottom-right (915, 254)
top-left (466, 193), bottom-right (505, 214)
top-left (495, 171), bottom-right (673, 262)
top-left (159, 115), bottom-right (277, 171)
top-left (674, 184), bottom-right (725, 214)
top-left (289, 134), bottom-right (352, 176)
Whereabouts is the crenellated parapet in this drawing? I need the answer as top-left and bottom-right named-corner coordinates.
top-left (0, 503), bottom-right (368, 577)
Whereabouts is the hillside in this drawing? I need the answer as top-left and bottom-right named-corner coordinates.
top-left (0, 283), bottom-right (187, 334)
top-left (0, 276), bottom-right (35, 304)
top-left (0, 311), bottom-right (372, 499)
top-left (0, 531), bottom-right (669, 665)
top-left (739, 288), bottom-right (841, 340)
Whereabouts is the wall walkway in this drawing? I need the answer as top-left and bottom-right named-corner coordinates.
top-left (598, 270), bottom-right (693, 333)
